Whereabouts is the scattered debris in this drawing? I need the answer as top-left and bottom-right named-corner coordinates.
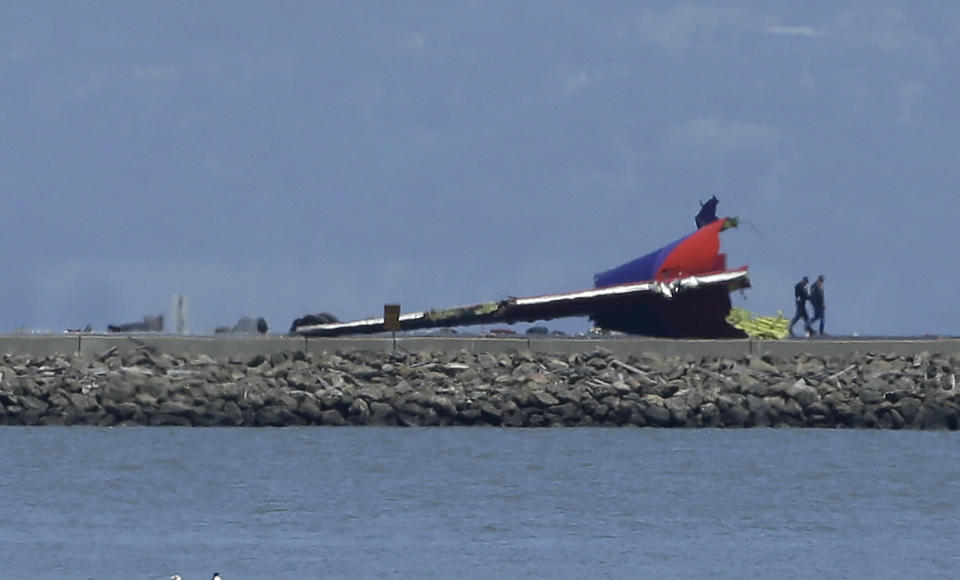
top-left (107, 315), bottom-right (163, 333)
top-left (487, 328), bottom-right (517, 336)
top-left (65, 324), bottom-right (93, 333)
top-left (289, 312), bottom-right (338, 333)
top-left (215, 316), bottom-right (269, 335)
top-left (726, 308), bottom-right (789, 340)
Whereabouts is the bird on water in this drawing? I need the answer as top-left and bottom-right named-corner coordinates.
top-left (170, 574), bottom-right (222, 580)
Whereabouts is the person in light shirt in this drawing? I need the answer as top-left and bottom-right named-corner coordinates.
top-left (809, 275), bottom-right (826, 336)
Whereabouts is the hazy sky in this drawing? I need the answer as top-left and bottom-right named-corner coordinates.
top-left (1, 2), bottom-right (956, 336)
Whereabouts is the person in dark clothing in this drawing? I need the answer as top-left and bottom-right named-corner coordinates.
top-left (789, 276), bottom-right (812, 337)
top-left (809, 275), bottom-right (826, 335)
top-left (695, 195), bottom-right (719, 228)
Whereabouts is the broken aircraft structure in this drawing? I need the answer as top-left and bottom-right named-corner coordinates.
top-left (293, 206), bottom-right (750, 339)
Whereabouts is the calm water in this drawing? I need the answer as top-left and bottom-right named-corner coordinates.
top-left (0, 427), bottom-right (958, 579)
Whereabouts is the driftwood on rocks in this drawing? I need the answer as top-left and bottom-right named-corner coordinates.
top-left (0, 347), bottom-right (957, 429)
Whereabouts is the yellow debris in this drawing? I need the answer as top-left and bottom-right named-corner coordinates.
top-left (726, 307), bottom-right (789, 340)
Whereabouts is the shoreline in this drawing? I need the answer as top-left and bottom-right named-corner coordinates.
top-left (0, 343), bottom-right (957, 428)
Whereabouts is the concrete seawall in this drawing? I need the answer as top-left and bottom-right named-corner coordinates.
top-left (3, 333), bottom-right (960, 359)
top-left (0, 335), bottom-right (958, 428)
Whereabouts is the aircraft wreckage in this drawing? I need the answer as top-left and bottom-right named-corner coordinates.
top-left (293, 201), bottom-right (750, 338)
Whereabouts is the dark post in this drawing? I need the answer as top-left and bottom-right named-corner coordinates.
top-left (384, 304), bottom-right (401, 351)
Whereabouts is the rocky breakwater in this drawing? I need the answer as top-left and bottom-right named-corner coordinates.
top-left (0, 346), bottom-right (958, 428)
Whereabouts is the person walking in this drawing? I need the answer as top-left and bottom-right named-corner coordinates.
top-left (809, 275), bottom-right (826, 335)
top-left (790, 276), bottom-right (812, 337)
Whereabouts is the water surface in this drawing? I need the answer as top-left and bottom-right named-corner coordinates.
top-left (1, 427), bottom-right (957, 579)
